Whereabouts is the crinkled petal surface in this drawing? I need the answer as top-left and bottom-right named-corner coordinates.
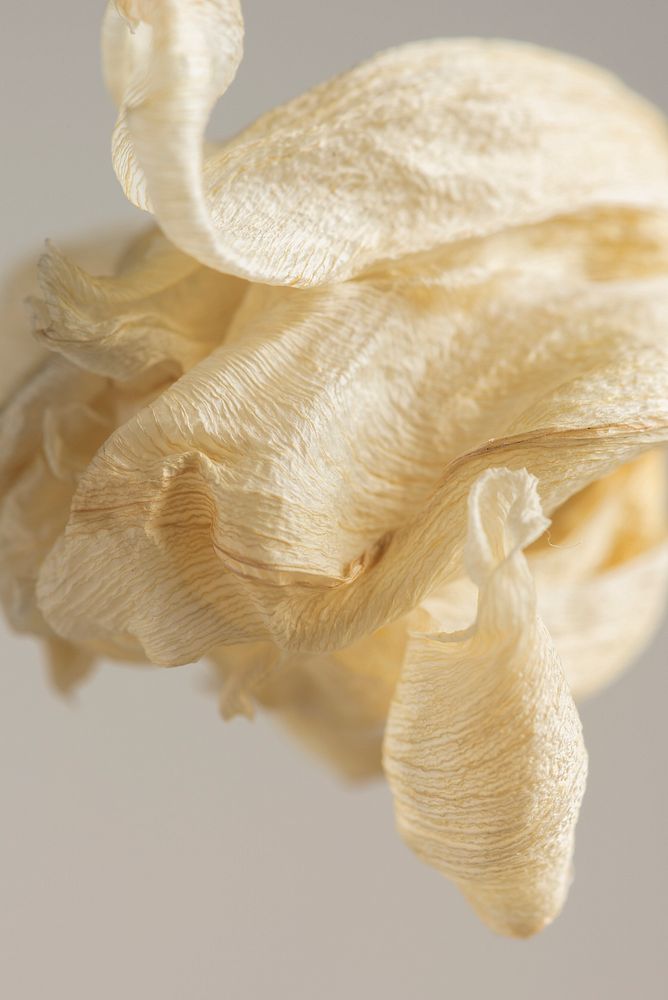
top-left (210, 615), bottom-right (409, 780)
top-left (531, 451), bottom-right (668, 698)
top-left (1, 0), bottom-right (667, 938)
top-left (104, 0), bottom-right (668, 284)
top-left (34, 230), bottom-right (245, 382)
top-left (209, 453), bottom-right (667, 781)
top-left (383, 468), bottom-right (588, 938)
top-left (36, 212), bottom-right (668, 664)
top-left (0, 228), bottom-right (247, 671)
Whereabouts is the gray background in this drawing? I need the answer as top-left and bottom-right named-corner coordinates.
top-left (1, 2), bottom-right (667, 998)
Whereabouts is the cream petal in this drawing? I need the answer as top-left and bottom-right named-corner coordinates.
top-left (1, 229), bottom-right (159, 404)
top-left (33, 231), bottom-right (246, 382)
top-left (0, 300), bottom-right (180, 674)
top-left (0, 257), bottom-right (48, 406)
top-left (208, 455), bottom-right (668, 775)
top-left (0, 356), bottom-right (104, 494)
top-left (1, 453), bottom-right (80, 637)
top-left (421, 452), bottom-right (668, 702)
top-left (35, 228), bottom-right (668, 663)
top-left (209, 616), bottom-right (409, 779)
top-left (0, 357), bottom-right (110, 640)
top-left (528, 450), bottom-right (667, 581)
top-left (530, 451), bottom-right (668, 698)
top-left (542, 542), bottom-right (668, 700)
top-left (383, 468), bottom-right (588, 938)
top-left (103, 0), bottom-right (668, 284)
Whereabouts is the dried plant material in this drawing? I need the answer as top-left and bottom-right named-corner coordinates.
top-left (531, 451), bottom-right (668, 698)
top-left (103, 1), bottom-right (668, 284)
top-left (33, 238), bottom-right (668, 663)
top-left (383, 469), bottom-right (588, 937)
top-left (34, 231), bottom-right (245, 382)
top-left (1, 0), bottom-right (668, 937)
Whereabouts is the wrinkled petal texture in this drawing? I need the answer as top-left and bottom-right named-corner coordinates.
top-left (104, 1), bottom-right (668, 285)
top-left (1, 1), bottom-right (667, 937)
top-left (0, 228), bottom-right (246, 681)
top-left (213, 451), bottom-right (666, 781)
top-left (383, 468), bottom-right (588, 937)
top-left (36, 209), bottom-right (668, 664)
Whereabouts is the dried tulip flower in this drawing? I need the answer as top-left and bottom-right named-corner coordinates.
top-left (1, 0), bottom-right (668, 937)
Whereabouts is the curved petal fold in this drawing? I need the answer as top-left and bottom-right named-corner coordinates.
top-left (210, 616), bottom-right (409, 780)
top-left (35, 230), bottom-right (668, 663)
top-left (33, 231), bottom-right (246, 381)
top-left (383, 468), bottom-right (588, 937)
top-left (103, 0), bottom-right (668, 284)
top-left (531, 451), bottom-right (668, 698)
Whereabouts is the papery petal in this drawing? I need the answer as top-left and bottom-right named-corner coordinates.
top-left (0, 357), bottom-right (104, 493)
top-left (33, 230), bottom-right (246, 382)
top-left (383, 468), bottom-right (588, 938)
top-left (208, 455), bottom-right (667, 776)
top-left (0, 232), bottom-right (143, 684)
top-left (210, 617), bottom-right (409, 779)
top-left (531, 451), bottom-right (668, 698)
top-left (103, 0), bottom-right (668, 285)
top-left (0, 356), bottom-right (108, 635)
top-left (543, 542), bottom-right (668, 700)
top-left (0, 258), bottom-right (48, 406)
top-left (1, 229), bottom-right (155, 404)
top-left (35, 220), bottom-right (668, 664)
top-left (0, 229), bottom-right (210, 671)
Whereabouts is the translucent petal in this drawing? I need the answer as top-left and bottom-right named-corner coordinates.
top-left (103, 0), bottom-right (668, 284)
top-left (383, 468), bottom-right (588, 938)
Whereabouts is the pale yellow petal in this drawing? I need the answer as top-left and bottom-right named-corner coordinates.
top-left (0, 228), bottom-right (214, 673)
top-left (1, 230), bottom-right (139, 405)
top-left (542, 542), bottom-right (668, 700)
top-left (33, 230), bottom-right (246, 382)
top-left (35, 222), bottom-right (668, 663)
top-left (530, 451), bottom-right (668, 698)
top-left (103, 0), bottom-right (668, 284)
top-left (208, 455), bottom-right (668, 776)
top-left (0, 358), bottom-right (107, 636)
top-left (383, 468), bottom-right (588, 938)
top-left (209, 617), bottom-right (409, 779)
top-left (0, 257), bottom-right (48, 406)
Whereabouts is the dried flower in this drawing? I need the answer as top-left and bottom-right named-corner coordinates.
top-left (1, 0), bottom-right (667, 937)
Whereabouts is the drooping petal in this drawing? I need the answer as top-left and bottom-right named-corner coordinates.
top-left (103, 0), bottom-right (668, 284)
top-left (205, 455), bottom-right (667, 778)
top-left (383, 468), bottom-right (588, 938)
top-left (33, 230), bottom-right (246, 382)
top-left (418, 452), bottom-right (668, 702)
top-left (35, 217), bottom-right (668, 664)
